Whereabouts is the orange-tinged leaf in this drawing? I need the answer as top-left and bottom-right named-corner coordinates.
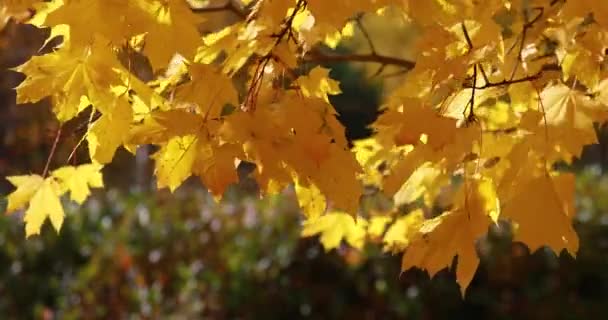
top-left (128, 110), bottom-right (204, 145)
top-left (402, 179), bottom-right (496, 295)
top-left (193, 143), bottom-right (241, 197)
top-left (503, 173), bottom-right (579, 256)
top-left (44, 0), bottom-right (157, 45)
top-left (176, 63), bottom-right (239, 119)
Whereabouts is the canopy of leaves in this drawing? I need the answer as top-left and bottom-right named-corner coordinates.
top-left (3, 0), bottom-right (608, 294)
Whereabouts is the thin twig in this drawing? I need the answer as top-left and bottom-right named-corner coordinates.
top-left (43, 125), bottom-right (62, 178)
top-left (461, 22), bottom-right (474, 51)
top-left (466, 64), bottom-right (478, 124)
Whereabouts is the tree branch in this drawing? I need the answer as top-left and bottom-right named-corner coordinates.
top-left (304, 49), bottom-right (416, 70)
top-left (463, 63), bottom-right (560, 89)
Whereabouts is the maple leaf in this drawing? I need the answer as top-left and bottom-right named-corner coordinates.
top-left (531, 84), bottom-right (608, 161)
top-left (5, 175), bottom-right (44, 213)
top-left (153, 134), bottom-right (199, 192)
top-left (176, 63), bottom-right (239, 119)
top-left (129, 110), bottom-right (204, 145)
top-left (138, 0), bottom-right (203, 69)
top-left (14, 39), bottom-right (124, 122)
top-left (87, 98), bottom-right (133, 164)
top-left (302, 211), bottom-right (368, 251)
top-left (402, 179), bottom-right (498, 296)
top-left (502, 173), bottom-right (579, 256)
top-left (382, 209), bottom-right (424, 252)
top-left (305, 0), bottom-right (392, 40)
top-left (192, 143), bottom-right (242, 197)
top-left (52, 164), bottom-right (104, 204)
top-left (294, 180), bottom-right (327, 220)
top-left (44, 0), bottom-right (158, 46)
top-left (6, 175), bottom-right (65, 237)
top-left (562, 0), bottom-right (608, 29)
top-left (24, 179), bottom-right (65, 237)
top-left (367, 215), bottom-right (392, 238)
top-left (296, 66), bottom-right (341, 102)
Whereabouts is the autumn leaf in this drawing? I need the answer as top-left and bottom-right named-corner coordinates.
top-left (14, 39), bottom-right (124, 122)
top-left (503, 173), bottom-right (579, 256)
top-left (52, 164), bottom-right (104, 204)
top-left (302, 211), bottom-right (368, 251)
top-left (5, 175), bottom-right (44, 213)
top-left (6, 175), bottom-right (65, 237)
top-left (153, 134), bottom-right (199, 192)
top-left (294, 180), bottom-right (327, 220)
top-left (176, 63), bottom-right (239, 119)
top-left (296, 66), bottom-right (341, 102)
top-left (383, 209), bottom-right (424, 252)
top-left (402, 179), bottom-right (498, 295)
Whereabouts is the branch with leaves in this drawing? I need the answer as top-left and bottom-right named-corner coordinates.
top-left (3, 0), bottom-right (608, 296)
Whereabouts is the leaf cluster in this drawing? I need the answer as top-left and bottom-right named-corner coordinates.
top-left (3, 0), bottom-right (608, 293)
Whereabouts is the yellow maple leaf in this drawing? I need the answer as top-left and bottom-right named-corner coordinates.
top-left (502, 173), bottom-right (579, 256)
top-left (153, 134), bottom-right (199, 192)
top-left (14, 38), bottom-right (124, 122)
top-left (23, 179), bottom-right (65, 237)
top-left (562, 0), bottom-right (608, 29)
top-left (306, 0), bottom-right (391, 35)
top-left (5, 175), bottom-right (44, 213)
top-left (44, 0), bottom-right (157, 46)
top-left (561, 47), bottom-right (600, 90)
top-left (138, 0), bottom-right (203, 69)
top-left (296, 66), bottom-right (341, 102)
top-left (302, 211), bottom-right (368, 251)
top-left (294, 180), bottom-right (327, 220)
top-left (402, 178), bottom-right (498, 296)
top-left (87, 98), bottom-right (133, 164)
top-left (128, 110), bottom-right (204, 145)
top-left (368, 215), bottom-right (392, 238)
top-left (176, 63), bottom-right (239, 119)
top-left (382, 209), bottom-right (424, 252)
top-left (51, 164), bottom-right (104, 204)
top-left (534, 84), bottom-right (608, 161)
top-left (393, 163), bottom-right (443, 207)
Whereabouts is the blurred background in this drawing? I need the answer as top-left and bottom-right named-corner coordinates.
top-left (3, 6), bottom-right (608, 320)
